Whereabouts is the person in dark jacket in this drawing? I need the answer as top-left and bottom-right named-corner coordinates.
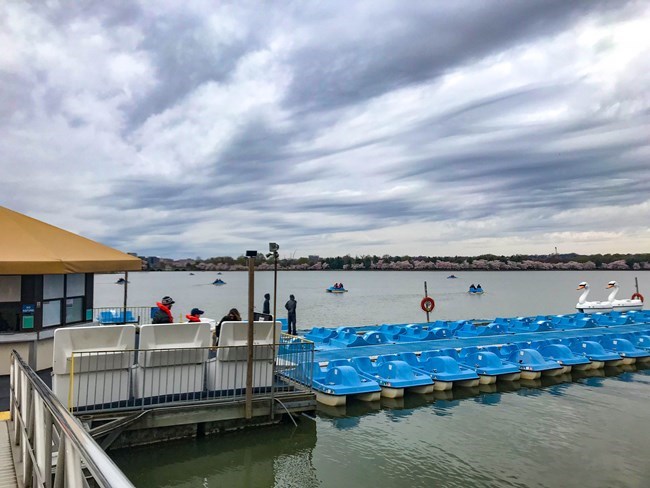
top-left (263, 293), bottom-right (271, 315)
top-left (285, 294), bottom-right (297, 335)
top-left (214, 308), bottom-right (242, 345)
top-left (152, 296), bottom-right (175, 324)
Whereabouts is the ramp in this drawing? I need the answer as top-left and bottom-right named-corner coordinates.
top-left (0, 421), bottom-right (17, 488)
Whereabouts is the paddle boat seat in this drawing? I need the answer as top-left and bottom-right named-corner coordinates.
top-left (350, 356), bottom-right (433, 389)
top-left (506, 349), bottom-right (563, 376)
top-left (362, 331), bottom-right (391, 345)
top-left (413, 352), bottom-right (479, 383)
top-left (310, 362), bottom-right (380, 396)
top-left (396, 325), bottom-right (437, 341)
top-left (599, 337), bottom-right (650, 361)
top-left (536, 344), bottom-right (592, 368)
top-left (426, 348), bottom-right (460, 360)
top-left (592, 314), bottom-right (635, 326)
top-left (304, 327), bottom-right (338, 343)
top-left (460, 351), bottom-right (520, 377)
top-left (328, 331), bottom-right (369, 348)
top-left (568, 341), bottom-right (622, 362)
top-left (377, 324), bottom-right (407, 340)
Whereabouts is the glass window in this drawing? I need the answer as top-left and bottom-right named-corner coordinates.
top-left (0, 303), bottom-right (20, 333)
top-left (65, 297), bottom-right (84, 323)
top-left (43, 275), bottom-right (64, 300)
top-left (0, 276), bottom-right (21, 302)
top-left (43, 300), bottom-right (62, 327)
top-left (66, 274), bottom-right (85, 297)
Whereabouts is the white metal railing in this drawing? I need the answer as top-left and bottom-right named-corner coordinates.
top-left (9, 351), bottom-right (135, 488)
top-left (62, 335), bottom-right (314, 414)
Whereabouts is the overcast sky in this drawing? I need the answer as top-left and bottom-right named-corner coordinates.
top-left (2, 1), bottom-right (649, 259)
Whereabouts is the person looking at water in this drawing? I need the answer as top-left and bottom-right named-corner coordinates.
top-left (285, 294), bottom-right (297, 335)
top-left (263, 293), bottom-right (271, 315)
top-left (186, 307), bottom-right (204, 323)
top-left (152, 296), bottom-right (175, 324)
top-left (214, 308), bottom-right (242, 345)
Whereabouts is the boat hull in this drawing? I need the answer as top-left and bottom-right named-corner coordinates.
top-left (478, 375), bottom-right (497, 385)
top-left (497, 372), bottom-right (521, 382)
top-left (457, 378), bottom-right (480, 388)
top-left (520, 370), bottom-right (541, 380)
top-left (409, 384), bottom-right (435, 394)
top-left (380, 386), bottom-right (404, 398)
top-left (316, 392), bottom-right (346, 407)
top-left (433, 381), bottom-right (453, 391)
top-left (355, 391), bottom-right (381, 402)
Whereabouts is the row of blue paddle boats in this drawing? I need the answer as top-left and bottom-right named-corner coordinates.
top-left (285, 310), bottom-right (650, 405)
top-left (304, 310), bottom-right (649, 348)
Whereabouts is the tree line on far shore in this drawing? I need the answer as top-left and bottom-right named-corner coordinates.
top-left (141, 252), bottom-right (650, 272)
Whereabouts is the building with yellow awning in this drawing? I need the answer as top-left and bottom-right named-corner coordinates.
top-left (0, 206), bottom-right (142, 374)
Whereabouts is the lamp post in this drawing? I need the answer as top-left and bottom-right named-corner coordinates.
top-left (267, 243), bottom-right (279, 419)
top-left (245, 250), bottom-right (257, 419)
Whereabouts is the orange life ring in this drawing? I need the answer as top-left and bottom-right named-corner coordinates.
top-left (420, 296), bottom-right (435, 313)
top-left (631, 292), bottom-right (644, 302)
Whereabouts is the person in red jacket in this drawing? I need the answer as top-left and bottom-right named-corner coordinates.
top-left (186, 308), bottom-right (204, 322)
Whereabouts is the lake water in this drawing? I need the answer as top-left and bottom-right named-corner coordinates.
top-left (99, 271), bottom-right (650, 488)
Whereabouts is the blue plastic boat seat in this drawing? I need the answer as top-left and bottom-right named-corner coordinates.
top-left (507, 348), bottom-right (562, 372)
top-left (429, 327), bottom-right (451, 339)
top-left (461, 351), bottom-right (520, 376)
top-left (425, 348), bottom-right (459, 360)
top-left (328, 331), bottom-right (369, 348)
top-left (599, 337), bottom-right (650, 358)
top-left (447, 321), bottom-right (470, 332)
top-left (486, 323), bottom-right (508, 335)
top-left (377, 324), bottom-right (407, 339)
top-left (397, 326), bottom-right (437, 341)
top-left (396, 352), bottom-right (421, 368)
top-left (537, 344), bottom-right (591, 366)
top-left (630, 335), bottom-right (650, 350)
top-left (304, 327), bottom-right (338, 343)
top-left (494, 317), bottom-right (510, 325)
top-left (362, 331), bottom-right (391, 345)
top-left (415, 354), bottom-right (479, 381)
top-left (318, 365), bottom-right (381, 395)
top-left (336, 326), bottom-right (356, 335)
top-left (568, 341), bottom-right (622, 361)
top-left (499, 344), bottom-right (521, 357)
top-left (458, 346), bottom-right (483, 358)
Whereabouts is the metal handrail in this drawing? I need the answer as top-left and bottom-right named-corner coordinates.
top-left (10, 350), bottom-right (135, 488)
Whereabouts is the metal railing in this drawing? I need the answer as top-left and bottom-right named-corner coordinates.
top-left (9, 350), bottom-right (135, 488)
top-left (93, 306), bottom-right (153, 325)
top-left (62, 334), bottom-right (314, 414)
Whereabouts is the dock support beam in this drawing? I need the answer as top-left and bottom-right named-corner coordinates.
top-left (245, 250), bottom-right (257, 419)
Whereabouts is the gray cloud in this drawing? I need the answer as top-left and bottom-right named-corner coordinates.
top-left (1, 0), bottom-right (649, 258)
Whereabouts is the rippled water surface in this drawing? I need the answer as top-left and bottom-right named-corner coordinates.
top-left (100, 271), bottom-right (650, 488)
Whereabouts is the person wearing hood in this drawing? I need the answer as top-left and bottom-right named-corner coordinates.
top-left (152, 296), bottom-right (175, 324)
top-left (263, 293), bottom-right (271, 315)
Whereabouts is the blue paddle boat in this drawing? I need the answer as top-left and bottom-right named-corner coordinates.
top-left (326, 283), bottom-right (348, 293)
top-left (213, 278), bottom-right (226, 285)
top-left (300, 362), bottom-right (381, 406)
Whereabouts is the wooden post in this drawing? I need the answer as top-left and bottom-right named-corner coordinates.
top-left (245, 251), bottom-right (256, 419)
top-left (635, 276), bottom-right (639, 294)
top-left (424, 281), bottom-right (430, 323)
top-left (122, 271), bottom-right (128, 324)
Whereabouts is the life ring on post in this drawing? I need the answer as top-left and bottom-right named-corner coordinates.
top-left (631, 292), bottom-right (644, 302)
top-left (420, 296), bottom-right (435, 313)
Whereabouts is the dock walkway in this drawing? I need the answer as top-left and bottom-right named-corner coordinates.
top-left (314, 323), bottom-right (650, 362)
top-left (0, 419), bottom-right (18, 488)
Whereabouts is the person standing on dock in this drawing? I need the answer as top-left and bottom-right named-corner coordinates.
top-left (285, 294), bottom-right (297, 335)
top-left (263, 293), bottom-right (271, 315)
top-left (152, 296), bottom-right (175, 324)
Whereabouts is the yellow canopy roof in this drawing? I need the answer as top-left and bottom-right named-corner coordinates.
top-left (0, 206), bottom-right (142, 274)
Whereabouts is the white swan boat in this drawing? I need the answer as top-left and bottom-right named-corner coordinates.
top-left (606, 281), bottom-right (644, 312)
top-left (576, 282), bottom-right (613, 314)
